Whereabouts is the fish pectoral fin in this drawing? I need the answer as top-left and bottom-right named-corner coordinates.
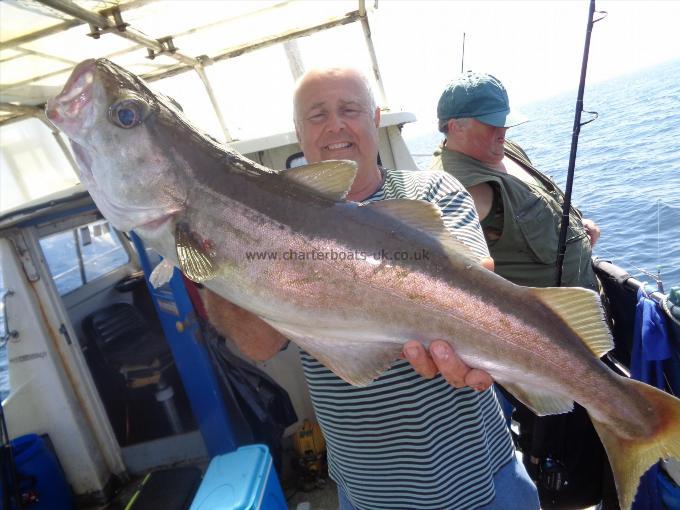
top-left (294, 336), bottom-right (403, 387)
top-left (500, 381), bottom-right (574, 416)
top-left (283, 160), bottom-right (357, 200)
top-left (529, 287), bottom-right (614, 358)
top-left (175, 222), bottom-right (217, 283)
top-left (363, 199), bottom-right (481, 265)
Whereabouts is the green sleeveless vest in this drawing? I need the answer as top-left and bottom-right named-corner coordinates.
top-left (432, 141), bottom-right (597, 290)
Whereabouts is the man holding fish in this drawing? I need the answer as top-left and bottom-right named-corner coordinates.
top-left (203, 67), bottom-right (539, 510)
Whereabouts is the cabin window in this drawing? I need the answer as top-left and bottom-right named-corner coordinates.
top-left (40, 220), bottom-right (130, 295)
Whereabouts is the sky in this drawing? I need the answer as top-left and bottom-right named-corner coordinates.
top-left (369, 0), bottom-right (680, 133)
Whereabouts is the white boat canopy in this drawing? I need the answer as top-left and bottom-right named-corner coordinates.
top-left (1, 0), bottom-right (405, 213)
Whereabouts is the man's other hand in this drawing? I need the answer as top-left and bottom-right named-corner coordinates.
top-left (403, 340), bottom-right (493, 391)
top-left (402, 256), bottom-right (494, 391)
top-left (583, 218), bottom-right (601, 247)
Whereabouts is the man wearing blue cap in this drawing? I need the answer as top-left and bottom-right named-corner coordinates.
top-left (433, 72), bottom-right (610, 508)
top-left (433, 71), bottom-right (600, 288)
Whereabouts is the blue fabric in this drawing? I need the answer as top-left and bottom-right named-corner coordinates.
top-left (631, 288), bottom-right (675, 510)
top-left (337, 484), bottom-right (355, 510)
top-left (659, 468), bottom-right (680, 510)
top-left (631, 288), bottom-right (672, 388)
top-left (337, 456), bottom-right (539, 510)
top-left (476, 457), bottom-right (540, 510)
top-left (494, 384), bottom-right (514, 429)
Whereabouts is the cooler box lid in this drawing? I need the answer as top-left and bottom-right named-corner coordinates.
top-left (190, 445), bottom-right (271, 510)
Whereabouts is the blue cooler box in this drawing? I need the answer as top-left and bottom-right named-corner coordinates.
top-left (1, 433), bottom-right (74, 510)
top-left (190, 444), bottom-right (287, 510)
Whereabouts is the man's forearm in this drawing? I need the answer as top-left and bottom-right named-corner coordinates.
top-left (200, 288), bottom-right (287, 361)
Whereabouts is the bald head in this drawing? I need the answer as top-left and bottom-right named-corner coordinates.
top-left (291, 67), bottom-right (382, 201)
top-left (293, 68), bottom-right (377, 128)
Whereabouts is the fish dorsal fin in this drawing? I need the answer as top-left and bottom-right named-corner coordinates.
top-left (529, 287), bottom-right (614, 358)
top-left (498, 381), bottom-right (574, 416)
top-left (364, 199), bottom-right (481, 264)
top-left (175, 222), bottom-right (218, 283)
top-left (283, 160), bottom-right (357, 200)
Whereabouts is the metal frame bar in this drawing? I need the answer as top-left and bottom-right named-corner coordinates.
top-left (12, 47), bottom-right (78, 66)
top-left (358, 0), bottom-right (388, 108)
top-left (22, 0), bottom-right (237, 141)
top-left (42, 118), bottom-right (80, 174)
top-left (0, 103), bottom-right (44, 117)
top-left (2, 5), bottom-right (360, 84)
top-left (2, 1), bottom-right (295, 90)
top-left (284, 39), bottom-right (305, 82)
top-left (0, 43), bottom-right (161, 92)
top-left (0, 0), bottom-right (157, 51)
top-left (36, 0), bottom-right (199, 66)
top-left (140, 10), bottom-right (362, 83)
top-left (193, 65), bottom-right (232, 142)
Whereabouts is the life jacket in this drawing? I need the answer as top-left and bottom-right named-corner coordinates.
top-left (433, 141), bottom-right (598, 290)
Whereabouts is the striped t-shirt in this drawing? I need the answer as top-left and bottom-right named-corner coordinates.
top-left (300, 169), bottom-right (515, 510)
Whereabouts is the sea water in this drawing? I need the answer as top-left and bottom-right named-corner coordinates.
top-left (406, 58), bottom-right (680, 290)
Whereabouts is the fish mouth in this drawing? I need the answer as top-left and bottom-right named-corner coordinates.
top-left (46, 59), bottom-right (96, 136)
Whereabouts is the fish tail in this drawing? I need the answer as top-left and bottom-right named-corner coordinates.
top-left (589, 377), bottom-right (680, 510)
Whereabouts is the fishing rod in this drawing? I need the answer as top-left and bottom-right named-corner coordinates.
top-left (555, 0), bottom-right (606, 286)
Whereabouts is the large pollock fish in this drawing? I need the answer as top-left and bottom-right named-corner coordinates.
top-left (46, 59), bottom-right (679, 510)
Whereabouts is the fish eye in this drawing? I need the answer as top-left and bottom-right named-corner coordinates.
top-left (108, 97), bottom-right (149, 128)
top-left (117, 108), bottom-right (136, 126)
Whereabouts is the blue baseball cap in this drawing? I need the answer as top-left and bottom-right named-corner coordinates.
top-left (437, 72), bottom-right (527, 128)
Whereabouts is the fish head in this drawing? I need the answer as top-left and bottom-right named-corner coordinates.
top-left (46, 58), bottom-right (190, 233)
